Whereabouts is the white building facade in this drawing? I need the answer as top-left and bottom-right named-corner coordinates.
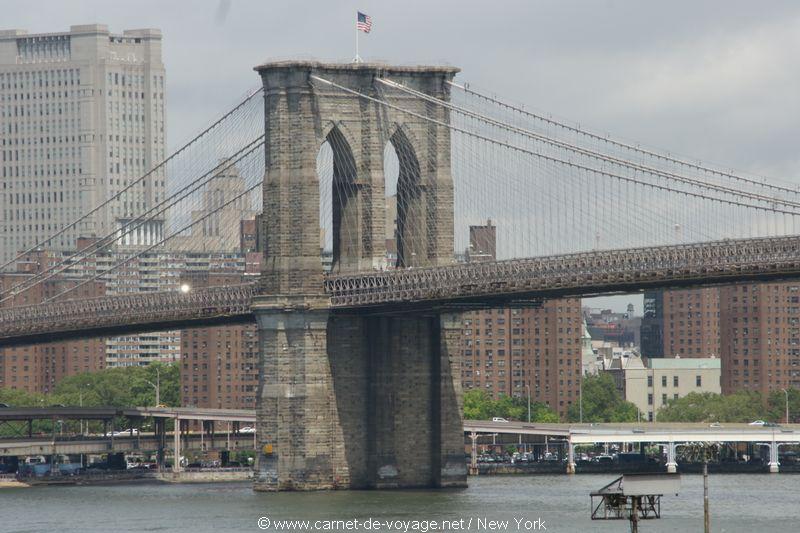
top-left (0, 24), bottom-right (166, 265)
top-left (605, 355), bottom-right (721, 422)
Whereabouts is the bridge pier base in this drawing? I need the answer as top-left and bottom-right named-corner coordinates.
top-left (666, 442), bottom-right (678, 473)
top-left (566, 440), bottom-right (576, 474)
top-left (253, 306), bottom-right (466, 491)
top-left (768, 441), bottom-right (780, 473)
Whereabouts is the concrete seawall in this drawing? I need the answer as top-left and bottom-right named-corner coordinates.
top-left (156, 469), bottom-right (253, 483)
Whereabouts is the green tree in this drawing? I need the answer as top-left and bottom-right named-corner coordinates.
top-left (52, 363), bottom-right (179, 408)
top-left (0, 387), bottom-right (46, 407)
top-left (766, 387), bottom-right (800, 424)
top-left (462, 389), bottom-right (559, 422)
top-left (567, 373), bottom-right (639, 423)
top-left (656, 391), bottom-right (766, 423)
top-left (463, 389), bottom-right (493, 420)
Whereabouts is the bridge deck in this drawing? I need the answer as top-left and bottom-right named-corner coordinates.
top-left (3, 235), bottom-right (800, 345)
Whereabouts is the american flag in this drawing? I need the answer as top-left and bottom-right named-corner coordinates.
top-left (357, 11), bottom-right (372, 33)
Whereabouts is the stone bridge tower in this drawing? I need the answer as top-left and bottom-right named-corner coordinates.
top-left (251, 61), bottom-right (466, 491)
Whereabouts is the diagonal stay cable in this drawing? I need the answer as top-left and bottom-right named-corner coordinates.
top-left (0, 86), bottom-right (264, 274)
top-left (43, 158), bottom-right (264, 304)
top-left (0, 136), bottom-right (265, 305)
top-left (311, 75), bottom-right (800, 218)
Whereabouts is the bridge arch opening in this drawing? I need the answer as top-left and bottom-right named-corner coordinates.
top-left (317, 125), bottom-right (359, 273)
top-left (385, 126), bottom-right (423, 268)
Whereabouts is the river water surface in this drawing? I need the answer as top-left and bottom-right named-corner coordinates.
top-left (1, 474), bottom-right (799, 532)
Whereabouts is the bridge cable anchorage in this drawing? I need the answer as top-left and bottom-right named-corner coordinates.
top-left (311, 75), bottom-right (800, 216)
top-left (0, 85), bottom-right (264, 275)
top-left (379, 78), bottom-right (800, 211)
top-left (41, 151), bottom-right (265, 304)
top-left (446, 81), bottom-right (800, 197)
top-left (0, 133), bottom-right (265, 305)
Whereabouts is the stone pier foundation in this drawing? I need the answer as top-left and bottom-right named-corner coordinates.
top-left (254, 308), bottom-right (467, 491)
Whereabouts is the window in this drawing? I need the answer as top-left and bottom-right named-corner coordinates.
top-left (647, 375), bottom-right (653, 387)
top-left (673, 376), bottom-right (679, 387)
top-left (648, 393), bottom-right (653, 405)
top-left (661, 375), bottom-right (667, 387)
top-left (662, 393), bottom-right (667, 405)
top-left (696, 375), bottom-right (702, 387)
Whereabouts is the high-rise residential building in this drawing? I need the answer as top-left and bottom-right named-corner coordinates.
top-left (641, 288), bottom-right (720, 358)
top-left (179, 271), bottom-right (259, 409)
top-left (641, 284), bottom-right (800, 395)
top-left (171, 160), bottom-right (256, 253)
top-left (459, 220), bottom-right (582, 419)
top-left (719, 283), bottom-right (800, 395)
top-left (461, 302), bottom-right (583, 419)
top-left (0, 24), bottom-right (166, 265)
top-left (0, 270), bottom-right (105, 393)
top-left (467, 219), bottom-right (496, 263)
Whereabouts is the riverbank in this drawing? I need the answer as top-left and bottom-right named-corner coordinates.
top-left (5, 468), bottom-right (252, 487)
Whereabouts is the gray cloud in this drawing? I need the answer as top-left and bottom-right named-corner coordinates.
top-left (5, 0), bottom-right (798, 180)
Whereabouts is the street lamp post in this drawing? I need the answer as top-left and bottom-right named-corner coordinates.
top-left (524, 384), bottom-right (531, 423)
top-left (782, 388), bottom-right (790, 424)
top-left (145, 367), bottom-right (161, 407)
top-left (579, 371), bottom-right (584, 424)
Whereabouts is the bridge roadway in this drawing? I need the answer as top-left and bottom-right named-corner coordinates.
top-left (3, 234), bottom-right (800, 346)
top-left (465, 420), bottom-right (800, 473)
top-left (0, 433), bottom-right (257, 457)
top-left (3, 408), bottom-right (799, 473)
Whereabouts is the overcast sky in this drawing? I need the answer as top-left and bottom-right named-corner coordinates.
top-left (6, 0), bottom-right (800, 312)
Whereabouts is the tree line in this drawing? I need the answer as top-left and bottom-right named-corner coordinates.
top-left (0, 362), bottom-right (179, 409)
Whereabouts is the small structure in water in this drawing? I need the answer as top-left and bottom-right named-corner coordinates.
top-left (590, 473), bottom-right (681, 532)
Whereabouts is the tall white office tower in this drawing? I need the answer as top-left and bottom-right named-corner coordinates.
top-left (0, 24), bottom-right (167, 266)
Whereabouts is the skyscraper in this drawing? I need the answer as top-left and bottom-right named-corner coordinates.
top-left (0, 24), bottom-right (166, 265)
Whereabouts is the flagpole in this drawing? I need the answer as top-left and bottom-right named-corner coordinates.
top-left (355, 21), bottom-right (359, 62)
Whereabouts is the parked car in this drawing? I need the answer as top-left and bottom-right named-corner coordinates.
top-left (749, 420), bottom-right (767, 426)
top-left (238, 426), bottom-right (256, 434)
top-left (492, 417), bottom-right (509, 423)
top-left (104, 428), bottom-right (139, 437)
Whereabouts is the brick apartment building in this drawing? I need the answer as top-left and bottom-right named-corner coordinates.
top-left (719, 283), bottom-right (800, 395)
top-left (178, 271), bottom-right (259, 409)
top-left (641, 288), bottom-right (720, 358)
top-left (459, 221), bottom-right (583, 419)
top-left (642, 283), bottom-right (800, 395)
top-left (0, 271), bottom-right (106, 393)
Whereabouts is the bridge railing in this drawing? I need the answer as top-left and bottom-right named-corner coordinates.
top-left (0, 283), bottom-right (258, 338)
top-left (324, 235), bottom-right (800, 307)
top-left (4, 234), bottom-right (800, 340)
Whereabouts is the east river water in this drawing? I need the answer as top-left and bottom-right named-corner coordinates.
top-left (1, 474), bottom-right (799, 532)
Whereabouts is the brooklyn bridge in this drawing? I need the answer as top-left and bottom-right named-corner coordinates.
top-left (3, 60), bottom-right (800, 491)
